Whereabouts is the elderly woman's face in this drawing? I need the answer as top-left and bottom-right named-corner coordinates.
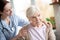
top-left (29, 11), bottom-right (42, 26)
top-left (2, 3), bottom-right (12, 16)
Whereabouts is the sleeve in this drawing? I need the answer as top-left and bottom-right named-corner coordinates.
top-left (0, 29), bottom-right (6, 40)
top-left (48, 23), bottom-right (56, 40)
top-left (18, 17), bottom-right (29, 26)
top-left (14, 14), bottom-right (29, 26)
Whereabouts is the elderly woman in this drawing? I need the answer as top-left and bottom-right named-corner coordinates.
top-left (14, 6), bottom-right (56, 40)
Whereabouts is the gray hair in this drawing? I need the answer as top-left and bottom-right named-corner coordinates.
top-left (26, 6), bottom-right (41, 18)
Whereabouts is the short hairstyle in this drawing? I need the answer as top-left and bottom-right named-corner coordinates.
top-left (26, 5), bottom-right (41, 18)
top-left (0, 0), bottom-right (9, 12)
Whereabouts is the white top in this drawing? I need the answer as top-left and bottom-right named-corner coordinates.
top-left (28, 24), bottom-right (46, 40)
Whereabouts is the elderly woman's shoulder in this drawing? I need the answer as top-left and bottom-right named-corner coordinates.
top-left (20, 24), bottom-right (29, 31)
top-left (18, 24), bottom-right (29, 36)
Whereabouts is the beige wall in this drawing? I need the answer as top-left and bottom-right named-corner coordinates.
top-left (35, 0), bottom-right (55, 20)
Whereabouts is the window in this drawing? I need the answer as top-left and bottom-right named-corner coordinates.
top-left (12, 0), bottom-right (31, 19)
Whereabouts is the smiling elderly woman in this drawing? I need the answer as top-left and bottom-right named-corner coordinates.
top-left (14, 6), bottom-right (56, 40)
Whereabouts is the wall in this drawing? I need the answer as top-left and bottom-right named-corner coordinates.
top-left (35, 0), bottom-right (55, 20)
top-left (53, 4), bottom-right (60, 40)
